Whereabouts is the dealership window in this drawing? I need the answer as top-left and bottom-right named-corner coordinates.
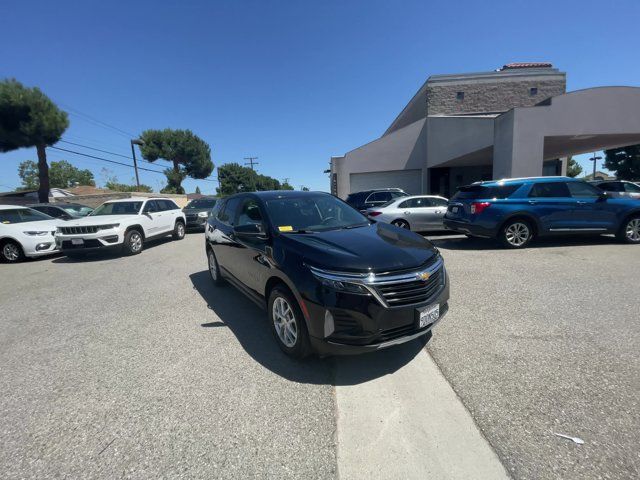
top-left (456, 91), bottom-right (464, 101)
top-left (530, 87), bottom-right (538, 96)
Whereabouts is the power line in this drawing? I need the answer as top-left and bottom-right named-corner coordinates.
top-left (58, 102), bottom-right (137, 138)
top-left (59, 139), bottom-right (173, 167)
top-left (244, 156), bottom-right (259, 170)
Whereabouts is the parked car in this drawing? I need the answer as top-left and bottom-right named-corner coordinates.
top-left (0, 205), bottom-right (59, 262)
top-left (365, 195), bottom-right (449, 231)
top-left (205, 191), bottom-right (449, 358)
top-left (345, 188), bottom-right (408, 212)
top-left (28, 203), bottom-right (93, 220)
top-left (183, 196), bottom-right (218, 230)
top-left (443, 176), bottom-right (640, 248)
top-left (54, 198), bottom-right (186, 257)
top-left (590, 180), bottom-right (640, 199)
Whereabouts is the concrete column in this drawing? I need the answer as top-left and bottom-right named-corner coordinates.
top-left (493, 110), bottom-right (544, 179)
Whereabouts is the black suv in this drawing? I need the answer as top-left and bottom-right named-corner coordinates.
top-left (346, 188), bottom-right (408, 212)
top-left (183, 196), bottom-right (218, 230)
top-left (205, 191), bottom-right (449, 357)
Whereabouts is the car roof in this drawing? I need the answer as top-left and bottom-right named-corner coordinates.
top-left (350, 188), bottom-right (405, 195)
top-left (397, 195), bottom-right (448, 200)
top-left (473, 176), bottom-right (580, 187)
top-left (103, 197), bottom-right (159, 203)
top-left (0, 204), bottom-right (33, 211)
top-left (225, 190), bottom-right (331, 201)
top-left (27, 202), bottom-right (87, 207)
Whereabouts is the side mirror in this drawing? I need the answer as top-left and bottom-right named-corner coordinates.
top-left (233, 223), bottom-right (268, 239)
top-left (598, 191), bottom-right (608, 201)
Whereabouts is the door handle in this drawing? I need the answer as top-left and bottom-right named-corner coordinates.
top-left (404, 211), bottom-right (410, 215)
top-left (577, 201), bottom-right (587, 205)
top-left (528, 200), bottom-right (537, 205)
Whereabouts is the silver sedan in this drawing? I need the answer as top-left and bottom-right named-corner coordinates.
top-left (365, 195), bottom-right (449, 231)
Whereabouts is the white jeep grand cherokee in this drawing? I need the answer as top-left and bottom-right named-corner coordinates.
top-left (55, 198), bottom-right (186, 256)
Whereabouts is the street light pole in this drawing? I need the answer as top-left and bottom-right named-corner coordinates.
top-left (589, 153), bottom-right (602, 180)
top-left (130, 139), bottom-right (144, 189)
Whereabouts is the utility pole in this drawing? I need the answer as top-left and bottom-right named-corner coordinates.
top-left (589, 152), bottom-right (602, 180)
top-left (244, 156), bottom-right (259, 170)
top-left (130, 139), bottom-right (144, 189)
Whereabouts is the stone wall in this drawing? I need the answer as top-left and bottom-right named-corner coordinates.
top-left (426, 78), bottom-right (566, 116)
top-left (52, 192), bottom-right (189, 208)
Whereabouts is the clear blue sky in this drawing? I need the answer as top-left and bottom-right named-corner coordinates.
top-left (2, 0), bottom-right (639, 193)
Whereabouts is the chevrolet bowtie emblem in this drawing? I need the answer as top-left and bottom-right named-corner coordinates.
top-left (418, 271), bottom-right (430, 281)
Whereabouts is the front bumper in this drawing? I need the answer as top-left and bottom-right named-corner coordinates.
top-left (304, 269), bottom-right (450, 355)
top-left (56, 230), bottom-right (123, 252)
top-left (185, 214), bottom-right (208, 229)
top-left (22, 235), bottom-right (59, 257)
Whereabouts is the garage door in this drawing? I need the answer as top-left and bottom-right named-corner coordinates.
top-left (349, 169), bottom-right (423, 195)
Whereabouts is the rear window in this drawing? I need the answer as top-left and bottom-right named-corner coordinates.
top-left (452, 184), bottom-right (522, 200)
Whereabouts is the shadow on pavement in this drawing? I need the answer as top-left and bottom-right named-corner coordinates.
top-left (189, 270), bottom-right (425, 386)
top-left (51, 237), bottom-right (175, 263)
top-left (429, 233), bottom-right (620, 251)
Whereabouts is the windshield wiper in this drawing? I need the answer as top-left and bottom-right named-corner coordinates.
top-left (340, 223), bottom-right (369, 230)
top-left (284, 229), bottom-right (315, 234)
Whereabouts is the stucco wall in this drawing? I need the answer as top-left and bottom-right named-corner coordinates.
top-left (53, 192), bottom-right (190, 208)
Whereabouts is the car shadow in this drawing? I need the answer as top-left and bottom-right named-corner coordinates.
top-left (429, 233), bottom-right (620, 251)
top-left (189, 270), bottom-right (426, 386)
top-left (51, 237), bottom-right (175, 263)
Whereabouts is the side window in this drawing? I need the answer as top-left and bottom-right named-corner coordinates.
top-left (365, 192), bottom-right (379, 203)
top-left (398, 199), bottom-right (414, 208)
top-left (567, 182), bottom-right (601, 198)
top-left (624, 182), bottom-right (640, 193)
top-left (431, 198), bottom-right (448, 207)
top-left (529, 182), bottom-right (571, 198)
top-left (211, 200), bottom-right (224, 220)
top-left (158, 200), bottom-right (173, 211)
top-left (414, 197), bottom-right (434, 207)
top-left (390, 191), bottom-right (406, 199)
top-left (235, 198), bottom-right (264, 228)
top-left (143, 200), bottom-right (159, 213)
top-left (0, 209), bottom-right (22, 224)
top-left (377, 192), bottom-right (392, 202)
top-left (218, 197), bottom-right (241, 225)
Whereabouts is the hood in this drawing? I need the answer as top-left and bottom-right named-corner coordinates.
top-left (280, 222), bottom-right (438, 273)
top-left (183, 207), bottom-right (210, 214)
top-left (62, 215), bottom-right (135, 226)
top-left (3, 219), bottom-right (60, 233)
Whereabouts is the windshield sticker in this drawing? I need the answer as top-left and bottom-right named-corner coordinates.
top-left (278, 225), bottom-right (293, 232)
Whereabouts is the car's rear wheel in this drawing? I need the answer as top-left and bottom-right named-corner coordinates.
top-left (618, 216), bottom-right (640, 244)
top-left (123, 229), bottom-right (144, 255)
top-left (268, 286), bottom-right (311, 359)
top-left (207, 248), bottom-right (225, 286)
top-left (392, 219), bottom-right (410, 230)
top-left (173, 220), bottom-right (185, 240)
top-left (1, 240), bottom-right (24, 263)
top-left (500, 219), bottom-right (533, 248)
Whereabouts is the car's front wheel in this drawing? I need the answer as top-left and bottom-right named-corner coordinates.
top-left (123, 229), bottom-right (144, 255)
top-left (207, 248), bottom-right (225, 286)
top-left (268, 286), bottom-right (311, 359)
top-left (500, 219), bottom-right (533, 248)
top-left (618, 215), bottom-right (640, 244)
top-left (1, 240), bottom-right (24, 263)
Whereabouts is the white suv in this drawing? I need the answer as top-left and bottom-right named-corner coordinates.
top-left (0, 205), bottom-right (60, 263)
top-left (55, 197), bottom-right (186, 257)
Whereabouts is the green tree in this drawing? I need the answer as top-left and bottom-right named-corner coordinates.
top-left (216, 163), bottom-right (292, 196)
top-left (301, 186), bottom-right (310, 191)
top-left (138, 129), bottom-right (213, 194)
top-left (195, 186), bottom-right (202, 194)
top-left (566, 156), bottom-right (582, 178)
top-left (18, 159), bottom-right (94, 190)
top-left (105, 181), bottom-right (153, 193)
top-left (0, 79), bottom-right (69, 202)
top-left (604, 145), bottom-right (640, 180)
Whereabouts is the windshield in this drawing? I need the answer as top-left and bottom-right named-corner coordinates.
top-left (0, 208), bottom-right (52, 224)
top-left (185, 198), bottom-right (217, 209)
top-left (264, 194), bottom-right (369, 233)
top-left (61, 205), bottom-right (93, 216)
top-left (91, 201), bottom-right (142, 216)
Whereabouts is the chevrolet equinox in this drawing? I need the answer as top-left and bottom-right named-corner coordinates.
top-left (204, 191), bottom-right (449, 358)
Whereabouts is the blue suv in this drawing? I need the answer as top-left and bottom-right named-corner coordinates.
top-left (443, 176), bottom-right (640, 248)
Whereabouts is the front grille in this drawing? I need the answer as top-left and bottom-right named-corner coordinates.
top-left (375, 267), bottom-right (444, 307)
top-left (60, 226), bottom-right (99, 235)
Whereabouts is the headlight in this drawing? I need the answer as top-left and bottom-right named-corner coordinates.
top-left (311, 271), bottom-right (370, 294)
top-left (97, 223), bottom-right (120, 231)
top-left (197, 211), bottom-right (209, 218)
top-left (55, 227), bottom-right (62, 234)
top-left (23, 231), bottom-right (49, 236)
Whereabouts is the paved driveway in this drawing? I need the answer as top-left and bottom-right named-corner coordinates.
top-left (426, 233), bottom-right (640, 480)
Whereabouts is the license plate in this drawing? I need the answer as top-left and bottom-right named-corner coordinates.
top-left (418, 304), bottom-right (439, 328)
top-left (451, 206), bottom-right (459, 213)
top-left (71, 238), bottom-right (84, 246)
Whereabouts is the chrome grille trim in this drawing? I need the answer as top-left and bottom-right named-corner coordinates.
top-left (59, 226), bottom-right (99, 235)
top-left (309, 256), bottom-right (444, 308)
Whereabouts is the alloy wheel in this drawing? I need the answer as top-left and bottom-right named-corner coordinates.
top-left (626, 218), bottom-right (640, 242)
top-left (3, 243), bottom-right (20, 261)
top-left (393, 220), bottom-right (409, 229)
top-left (178, 223), bottom-right (185, 238)
top-left (130, 232), bottom-right (142, 252)
top-left (505, 222), bottom-right (530, 247)
top-left (272, 296), bottom-right (298, 348)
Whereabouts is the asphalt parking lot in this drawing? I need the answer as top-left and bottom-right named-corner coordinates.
top-left (1, 232), bottom-right (638, 479)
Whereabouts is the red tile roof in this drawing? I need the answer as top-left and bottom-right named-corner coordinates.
top-left (501, 62), bottom-right (553, 70)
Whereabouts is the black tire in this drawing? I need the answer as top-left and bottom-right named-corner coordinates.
top-left (1, 240), bottom-right (25, 263)
top-left (207, 248), bottom-right (226, 286)
top-left (499, 219), bottom-right (533, 249)
top-left (617, 215), bottom-right (640, 244)
top-left (173, 220), bottom-right (186, 240)
top-left (267, 286), bottom-right (311, 359)
top-left (392, 219), bottom-right (411, 230)
top-left (123, 229), bottom-right (144, 255)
